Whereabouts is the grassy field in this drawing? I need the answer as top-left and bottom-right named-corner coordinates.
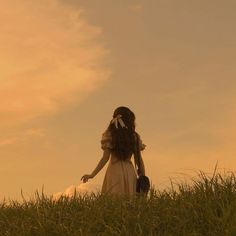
top-left (1, 168), bottom-right (236, 236)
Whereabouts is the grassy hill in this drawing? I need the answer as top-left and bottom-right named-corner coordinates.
top-left (1, 168), bottom-right (236, 236)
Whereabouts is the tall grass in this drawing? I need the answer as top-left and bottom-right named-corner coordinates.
top-left (1, 167), bottom-right (236, 235)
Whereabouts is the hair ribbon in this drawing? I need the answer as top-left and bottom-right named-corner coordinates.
top-left (111, 114), bottom-right (127, 129)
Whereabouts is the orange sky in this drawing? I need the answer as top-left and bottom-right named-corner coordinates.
top-left (0, 0), bottom-right (236, 202)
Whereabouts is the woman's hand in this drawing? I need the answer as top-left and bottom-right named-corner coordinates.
top-left (81, 174), bottom-right (93, 183)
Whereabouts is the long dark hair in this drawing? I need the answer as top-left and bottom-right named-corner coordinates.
top-left (107, 106), bottom-right (136, 160)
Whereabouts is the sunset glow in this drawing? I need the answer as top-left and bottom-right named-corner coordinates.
top-left (0, 0), bottom-right (235, 201)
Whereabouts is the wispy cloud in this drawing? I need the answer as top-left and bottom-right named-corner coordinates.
top-left (0, 0), bottom-right (111, 129)
top-left (0, 128), bottom-right (46, 147)
top-left (0, 137), bottom-right (18, 146)
top-left (25, 128), bottom-right (46, 137)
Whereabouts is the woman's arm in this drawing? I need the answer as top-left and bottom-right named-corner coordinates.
top-left (81, 149), bottom-right (111, 183)
top-left (90, 149), bottom-right (111, 177)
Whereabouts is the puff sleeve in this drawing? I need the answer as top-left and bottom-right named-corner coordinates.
top-left (101, 130), bottom-right (113, 150)
top-left (137, 133), bottom-right (146, 151)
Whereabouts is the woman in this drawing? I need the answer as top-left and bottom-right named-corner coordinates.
top-left (81, 106), bottom-right (146, 197)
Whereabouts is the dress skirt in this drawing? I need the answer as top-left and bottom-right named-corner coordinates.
top-left (101, 156), bottom-right (137, 197)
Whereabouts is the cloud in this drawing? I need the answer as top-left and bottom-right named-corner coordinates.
top-left (52, 182), bottom-right (101, 200)
top-left (0, 137), bottom-right (18, 146)
top-left (0, 128), bottom-right (46, 146)
top-left (25, 128), bottom-right (46, 137)
top-left (0, 0), bottom-right (111, 129)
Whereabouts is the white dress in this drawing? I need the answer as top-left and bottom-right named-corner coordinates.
top-left (100, 130), bottom-right (146, 197)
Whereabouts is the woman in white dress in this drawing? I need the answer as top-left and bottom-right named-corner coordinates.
top-left (81, 106), bottom-right (146, 197)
